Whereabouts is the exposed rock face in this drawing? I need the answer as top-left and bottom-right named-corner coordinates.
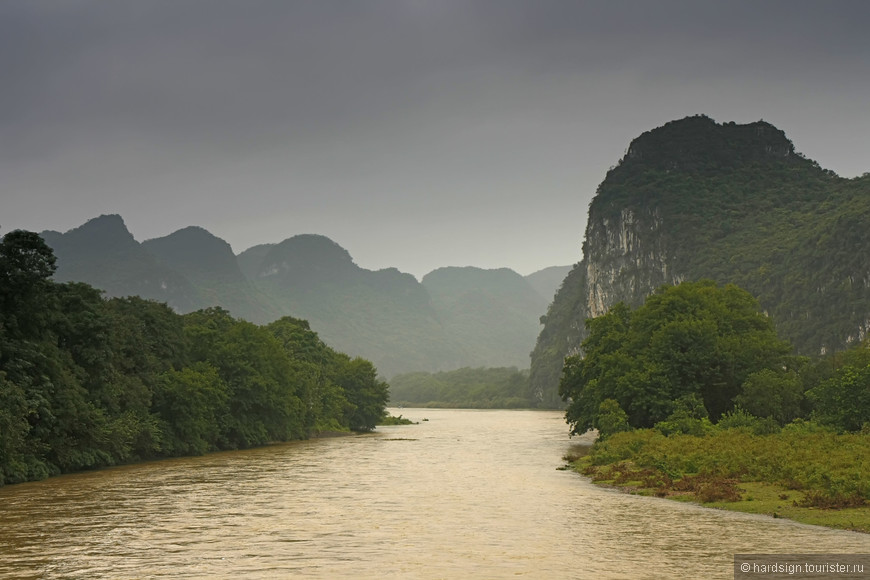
top-left (584, 207), bottom-right (675, 319)
top-left (529, 115), bottom-right (870, 405)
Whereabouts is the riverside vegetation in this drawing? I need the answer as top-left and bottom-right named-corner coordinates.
top-left (0, 230), bottom-right (388, 486)
top-left (570, 424), bottom-right (870, 532)
top-left (561, 280), bottom-right (870, 532)
top-left (388, 366), bottom-right (535, 408)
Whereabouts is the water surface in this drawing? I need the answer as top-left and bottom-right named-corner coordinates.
top-left (1, 409), bottom-right (867, 578)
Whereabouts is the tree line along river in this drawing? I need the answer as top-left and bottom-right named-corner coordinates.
top-left (1, 409), bottom-right (868, 579)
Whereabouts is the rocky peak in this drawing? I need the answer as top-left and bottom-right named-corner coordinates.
top-left (51, 214), bottom-right (138, 254)
top-left (142, 226), bottom-right (245, 284)
top-left (258, 234), bottom-right (358, 283)
top-left (621, 115), bottom-right (795, 172)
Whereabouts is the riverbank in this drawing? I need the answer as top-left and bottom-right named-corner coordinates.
top-left (567, 426), bottom-right (870, 533)
top-left (377, 413), bottom-right (418, 425)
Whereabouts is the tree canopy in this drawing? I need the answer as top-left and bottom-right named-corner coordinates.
top-left (0, 231), bottom-right (389, 486)
top-left (559, 280), bottom-right (793, 435)
top-left (388, 366), bottom-right (533, 408)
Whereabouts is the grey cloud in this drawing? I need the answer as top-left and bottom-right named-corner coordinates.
top-left (2, 0), bottom-right (869, 276)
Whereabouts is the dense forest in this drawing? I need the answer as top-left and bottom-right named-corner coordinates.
top-left (0, 230), bottom-right (388, 486)
top-left (389, 367), bottom-right (533, 408)
top-left (532, 115), bottom-right (870, 406)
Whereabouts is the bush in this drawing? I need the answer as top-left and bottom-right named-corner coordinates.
top-left (717, 407), bottom-right (760, 431)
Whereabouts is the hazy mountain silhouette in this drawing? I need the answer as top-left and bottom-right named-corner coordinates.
top-left (422, 267), bottom-right (548, 368)
top-left (42, 222), bottom-right (557, 377)
top-left (142, 226), bottom-right (281, 323)
top-left (524, 265), bottom-right (573, 304)
top-left (42, 214), bottom-right (200, 312)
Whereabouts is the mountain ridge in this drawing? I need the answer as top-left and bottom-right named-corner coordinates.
top-left (39, 216), bottom-right (559, 378)
top-left (43, 214), bottom-right (201, 312)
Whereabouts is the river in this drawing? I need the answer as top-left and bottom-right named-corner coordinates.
top-left (1, 409), bottom-right (868, 579)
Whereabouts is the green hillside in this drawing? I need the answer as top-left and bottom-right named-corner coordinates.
top-left (143, 227), bottom-right (282, 324)
top-left (530, 115), bottom-right (870, 406)
top-left (422, 267), bottom-right (548, 369)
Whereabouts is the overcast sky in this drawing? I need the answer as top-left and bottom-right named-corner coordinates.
top-left (2, 1), bottom-right (868, 278)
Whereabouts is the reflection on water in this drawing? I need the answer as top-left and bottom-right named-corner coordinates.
top-left (1, 409), bottom-right (868, 579)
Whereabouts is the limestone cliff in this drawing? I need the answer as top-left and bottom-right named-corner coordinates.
top-left (530, 115), bottom-right (870, 405)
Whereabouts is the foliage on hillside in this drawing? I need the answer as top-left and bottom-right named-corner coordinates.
top-left (142, 226), bottom-right (282, 324)
top-left (253, 253), bottom-right (550, 377)
top-left (531, 264), bottom-right (587, 408)
top-left (389, 367), bottom-right (534, 408)
top-left (0, 231), bottom-right (388, 486)
top-left (532, 116), bottom-right (870, 404)
top-left (254, 257), bottom-right (466, 378)
top-left (42, 215), bottom-right (197, 311)
top-left (524, 265), bottom-right (573, 304)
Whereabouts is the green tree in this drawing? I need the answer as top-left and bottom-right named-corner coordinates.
top-left (653, 393), bottom-right (713, 436)
top-left (0, 230), bottom-right (57, 339)
top-left (153, 364), bottom-right (228, 455)
top-left (389, 366), bottom-right (533, 408)
top-left (0, 370), bottom-right (31, 485)
top-left (102, 296), bottom-right (186, 459)
top-left (807, 362), bottom-right (870, 432)
top-left (594, 399), bottom-right (631, 439)
top-left (184, 308), bottom-right (306, 447)
top-left (334, 356), bottom-right (389, 431)
top-left (560, 280), bottom-right (792, 435)
top-left (266, 317), bottom-right (351, 433)
top-left (735, 368), bottom-right (804, 425)
top-left (0, 232), bottom-right (389, 485)
top-left (0, 234), bottom-right (109, 477)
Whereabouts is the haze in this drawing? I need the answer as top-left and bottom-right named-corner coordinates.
top-left (2, 0), bottom-right (868, 279)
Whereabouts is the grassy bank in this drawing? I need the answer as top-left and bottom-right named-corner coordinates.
top-left (568, 426), bottom-right (870, 533)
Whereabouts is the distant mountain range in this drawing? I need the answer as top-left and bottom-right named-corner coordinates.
top-left (41, 215), bottom-right (567, 377)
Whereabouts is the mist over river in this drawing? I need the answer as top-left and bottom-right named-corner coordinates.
top-left (1, 409), bottom-right (868, 579)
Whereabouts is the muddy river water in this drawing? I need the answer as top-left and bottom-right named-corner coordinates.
top-left (1, 409), bottom-right (868, 578)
